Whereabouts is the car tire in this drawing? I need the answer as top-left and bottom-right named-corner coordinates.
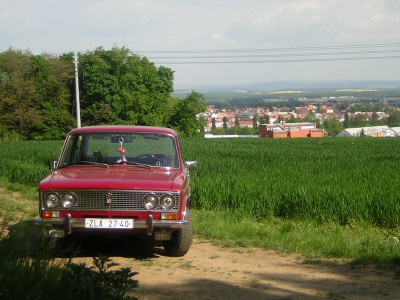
top-left (163, 210), bottom-right (193, 257)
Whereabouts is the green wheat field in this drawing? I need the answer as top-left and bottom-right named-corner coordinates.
top-left (1, 137), bottom-right (399, 227)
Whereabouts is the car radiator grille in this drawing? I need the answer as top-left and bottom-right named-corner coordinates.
top-left (41, 190), bottom-right (180, 211)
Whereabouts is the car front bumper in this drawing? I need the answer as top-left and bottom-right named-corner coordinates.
top-left (34, 213), bottom-right (188, 238)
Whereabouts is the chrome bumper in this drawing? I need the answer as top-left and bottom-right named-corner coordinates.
top-left (34, 214), bottom-right (188, 237)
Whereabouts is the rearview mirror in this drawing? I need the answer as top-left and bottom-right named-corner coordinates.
top-left (111, 135), bottom-right (133, 143)
top-left (184, 161), bottom-right (197, 169)
top-left (49, 159), bottom-right (58, 172)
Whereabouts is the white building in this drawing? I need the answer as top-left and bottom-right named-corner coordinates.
top-left (391, 127), bottom-right (400, 136)
top-left (336, 128), bottom-right (363, 137)
top-left (336, 126), bottom-right (398, 138)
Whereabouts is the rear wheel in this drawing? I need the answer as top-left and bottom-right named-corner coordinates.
top-left (163, 211), bottom-right (193, 257)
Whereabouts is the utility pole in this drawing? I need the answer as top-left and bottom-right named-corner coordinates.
top-left (73, 51), bottom-right (81, 128)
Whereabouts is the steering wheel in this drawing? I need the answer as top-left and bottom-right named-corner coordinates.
top-left (136, 154), bottom-right (156, 158)
top-left (136, 154), bottom-right (167, 166)
top-left (136, 154), bottom-right (166, 159)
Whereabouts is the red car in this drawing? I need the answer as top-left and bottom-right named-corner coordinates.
top-left (35, 125), bottom-right (196, 256)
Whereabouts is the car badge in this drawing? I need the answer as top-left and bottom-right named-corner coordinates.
top-left (106, 192), bottom-right (112, 204)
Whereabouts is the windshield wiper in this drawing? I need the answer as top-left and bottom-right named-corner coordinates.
top-left (127, 161), bottom-right (152, 169)
top-left (79, 161), bottom-right (109, 168)
top-left (113, 160), bottom-right (152, 169)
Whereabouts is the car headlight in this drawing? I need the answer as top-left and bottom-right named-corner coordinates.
top-left (160, 194), bottom-right (175, 210)
top-left (142, 193), bottom-right (159, 210)
top-left (45, 193), bottom-right (60, 208)
top-left (61, 193), bottom-right (77, 208)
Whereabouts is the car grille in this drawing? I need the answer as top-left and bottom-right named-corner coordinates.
top-left (40, 190), bottom-right (180, 211)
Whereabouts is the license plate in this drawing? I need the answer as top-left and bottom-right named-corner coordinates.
top-left (85, 218), bottom-right (134, 229)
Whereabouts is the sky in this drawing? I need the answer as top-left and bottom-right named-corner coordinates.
top-left (1, 0), bottom-right (400, 88)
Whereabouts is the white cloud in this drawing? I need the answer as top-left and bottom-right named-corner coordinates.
top-left (1, 0), bottom-right (400, 86)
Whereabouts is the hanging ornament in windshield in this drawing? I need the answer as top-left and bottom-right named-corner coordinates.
top-left (116, 137), bottom-right (127, 163)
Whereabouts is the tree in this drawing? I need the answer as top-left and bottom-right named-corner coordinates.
top-left (169, 91), bottom-right (207, 137)
top-left (240, 126), bottom-right (256, 135)
top-left (234, 115), bottom-right (240, 127)
top-left (323, 118), bottom-right (343, 137)
top-left (79, 47), bottom-right (174, 126)
top-left (343, 112), bottom-right (350, 128)
top-left (252, 115), bottom-right (258, 130)
top-left (211, 128), bottom-right (226, 135)
top-left (0, 49), bottom-right (40, 139)
top-left (230, 125), bottom-right (240, 135)
top-left (198, 115), bottom-right (206, 134)
top-left (387, 110), bottom-right (400, 127)
top-left (211, 118), bottom-right (216, 131)
top-left (0, 49), bottom-right (75, 140)
top-left (351, 114), bottom-right (367, 127)
top-left (223, 116), bottom-right (228, 130)
top-left (30, 54), bottom-right (76, 140)
top-left (288, 114), bottom-right (301, 123)
top-left (0, 46), bottom-right (177, 140)
top-left (369, 112), bottom-right (384, 126)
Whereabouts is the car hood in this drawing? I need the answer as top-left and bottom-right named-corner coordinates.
top-left (39, 166), bottom-right (184, 191)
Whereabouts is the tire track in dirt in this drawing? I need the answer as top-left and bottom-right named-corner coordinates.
top-left (70, 238), bottom-right (399, 300)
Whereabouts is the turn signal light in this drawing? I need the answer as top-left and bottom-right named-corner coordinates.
top-left (43, 211), bottom-right (59, 218)
top-left (161, 213), bottom-right (177, 220)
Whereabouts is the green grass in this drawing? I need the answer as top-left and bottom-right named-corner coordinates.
top-left (1, 137), bottom-right (400, 268)
top-left (192, 210), bottom-right (400, 268)
top-left (1, 138), bottom-right (400, 227)
top-left (0, 179), bottom-right (37, 220)
top-left (0, 140), bottom-right (62, 186)
top-left (0, 215), bottom-right (139, 300)
top-left (182, 137), bottom-right (400, 227)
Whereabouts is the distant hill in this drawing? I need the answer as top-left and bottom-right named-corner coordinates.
top-left (174, 80), bottom-right (400, 95)
top-left (174, 80), bottom-right (400, 106)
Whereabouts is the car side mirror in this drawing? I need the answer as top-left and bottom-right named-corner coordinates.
top-left (49, 159), bottom-right (58, 172)
top-left (184, 161), bottom-right (197, 169)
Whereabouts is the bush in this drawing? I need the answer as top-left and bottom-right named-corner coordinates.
top-left (0, 215), bottom-right (139, 300)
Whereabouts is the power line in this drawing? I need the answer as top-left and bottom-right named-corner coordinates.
top-left (147, 49), bottom-right (400, 60)
top-left (153, 55), bottom-right (400, 65)
top-left (133, 42), bottom-right (400, 65)
top-left (68, 42), bottom-right (400, 65)
top-left (135, 42), bottom-right (400, 54)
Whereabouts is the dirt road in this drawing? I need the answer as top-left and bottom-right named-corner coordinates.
top-left (72, 238), bottom-right (400, 300)
top-left (4, 189), bottom-right (398, 299)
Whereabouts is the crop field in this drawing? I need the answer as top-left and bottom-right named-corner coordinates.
top-left (182, 138), bottom-right (400, 227)
top-left (0, 141), bottom-right (62, 186)
top-left (1, 138), bottom-right (399, 227)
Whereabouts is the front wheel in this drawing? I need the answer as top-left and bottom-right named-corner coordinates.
top-left (163, 211), bottom-right (193, 257)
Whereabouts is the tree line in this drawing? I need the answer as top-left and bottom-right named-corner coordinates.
top-left (0, 47), bottom-right (206, 140)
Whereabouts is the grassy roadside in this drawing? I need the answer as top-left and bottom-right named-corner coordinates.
top-left (0, 179), bottom-right (37, 220)
top-left (0, 179), bottom-right (139, 300)
top-left (2, 180), bottom-right (399, 270)
top-left (192, 210), bottom-right (400, 269)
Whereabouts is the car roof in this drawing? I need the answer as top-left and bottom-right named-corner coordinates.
top-left (68, 125), bottom-right (178, 136)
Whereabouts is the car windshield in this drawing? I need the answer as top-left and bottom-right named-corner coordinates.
top-left (58, 132), bottom-right (180, 169)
